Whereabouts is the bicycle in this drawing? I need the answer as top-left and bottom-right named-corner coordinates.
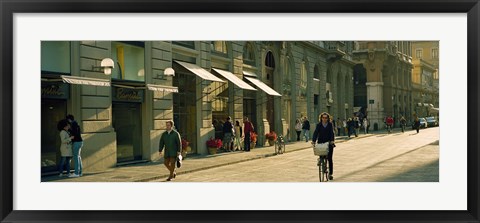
top-left (386, 124), bottom-right (392, 134)
top-left (313, 142), bottom-right (330, 182)
top-left (274, 134), bottom-right (285, 155)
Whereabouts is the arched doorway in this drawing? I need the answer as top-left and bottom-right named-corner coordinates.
top-left (265, 51), bottom-right (275, 132)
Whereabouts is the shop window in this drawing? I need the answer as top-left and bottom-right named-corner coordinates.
top-left (211, 80), bottom-right (229, 140)
top-left (111, 42), bottom-right (145, 82)
top-left (41, 41), bottom-right (70, 74)
top-left (211, 81), bottom-right (229, 112)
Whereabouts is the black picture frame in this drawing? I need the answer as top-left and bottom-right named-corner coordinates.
top-left (1, 0), bottom-right (479, 222)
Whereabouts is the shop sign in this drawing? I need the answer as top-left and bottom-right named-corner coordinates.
top-left (41, 82), bottom-right (69, 99)
top-left (112, 87), bottom-right (144, 103)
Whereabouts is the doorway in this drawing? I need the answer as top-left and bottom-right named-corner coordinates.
top-left (173, 71), bottom-right (197, 154)
top-left (41, 99), bottom-right (67, 173)
top-left (112, 103), bottom-right (143, 163)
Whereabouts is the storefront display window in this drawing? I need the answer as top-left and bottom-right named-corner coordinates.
top-left (111, 41), bottom-right (145, 82)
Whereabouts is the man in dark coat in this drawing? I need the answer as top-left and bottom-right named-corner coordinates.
top-left (159, 120), bottom-right (182, 181)
top-left (302, 117), bottom-right (311, 142)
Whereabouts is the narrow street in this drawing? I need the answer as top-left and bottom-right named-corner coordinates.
top-left (153, 127), bottom-right (439, 182)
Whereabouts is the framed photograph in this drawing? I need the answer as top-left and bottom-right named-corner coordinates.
top-left (1, 0), bottom-right (479, 222)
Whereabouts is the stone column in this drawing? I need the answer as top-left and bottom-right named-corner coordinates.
top-left (364, 51), bottom-right (386, 130)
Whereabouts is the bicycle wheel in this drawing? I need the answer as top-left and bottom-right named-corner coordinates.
top-left (322, 157), bottom-right (328, 182)
top-left (274, 141), bottom-right (280, 154)
top-left (280, 142), bottom-right (285, 154)
top-left (318, 157), bottom-right (326, 182)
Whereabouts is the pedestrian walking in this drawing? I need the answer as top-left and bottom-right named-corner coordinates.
top-left (222, 116), bottom-right (234, 152)
top-left (312, 112), bottom-right (336, 181)
top-left (302, 117), bottom-right (311, 142)
top-left (294, 119), bottom-right (302, 141)
top-left (243, 116), bottom-right (254, 152)
top-left (354, 116), bottom-right (360, 137)
top-left (234, 120), bottom-right (243, 151)
top-left (413, 116), bottom-right (421, 133)
top-left (400, 116), bottom-right (407, 133)
top-left (363, 117), bottom-right (369, 134)
top-left (158, 120), bottom-right (182, 181)
top-left (336, 118), bottom-right (342, 136)
top-left (343, 119), bottom-right (347, 136)
top-left (57, 119), bottom-right (74, 177)
top-left (386, 115), bottom-right (394, 133)
top-left (331, 116), bottom-right (338, 136)
top-left (66, 114), bottom-right (83, 178)
top-left (347, 118), bottom-right (356, 138)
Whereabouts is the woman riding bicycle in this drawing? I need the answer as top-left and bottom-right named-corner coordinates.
top-left (311, 112), bottom-right (336, 180)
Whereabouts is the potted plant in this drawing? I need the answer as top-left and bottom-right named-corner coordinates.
top-left (181, 139), bottom-right (190, 158)
top-left (265, 131), bottom-right (277, 146)
top-left (206, 137), bottom-right (222, 155)
top-left (250, 132), bottom-right (258, 149)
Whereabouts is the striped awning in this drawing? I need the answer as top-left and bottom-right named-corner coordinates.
top-left (147, 84), bottom-right (178, 93)
top-left (61, 75), bottom-right (110, 87)
top-left (174, 60), bottom-right (224, 83)
top-left (244, 77), bottom-right (281, 97)
top-left (212, 68), bottom-right (256, 91)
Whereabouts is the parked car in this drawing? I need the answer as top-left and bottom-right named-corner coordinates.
top-left (419, 118), bottom-right (428, 128)
top-left (412, 118), bottom-right (428, 129)
top-left (425, 116), bottom-right (438, 127)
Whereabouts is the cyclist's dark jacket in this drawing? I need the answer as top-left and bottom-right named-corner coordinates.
top-left (312, 122), bottom-right (335, 144)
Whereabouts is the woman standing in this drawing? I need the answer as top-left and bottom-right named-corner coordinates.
top-left (234, 120), bottom-right (243, 151)
top-left (294, 119), bottom-right (302, 141)
top-left (57, 119), bottom-right (74, 177)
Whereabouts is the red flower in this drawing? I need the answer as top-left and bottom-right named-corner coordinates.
top-left (181, 139), bottom-right (190, 150)
top-left (265, 131), bottom-right (277, 141)
top-left (206, 137), bottom-right (223, 148)
top-left (250, 132), bottom-right (258, 142)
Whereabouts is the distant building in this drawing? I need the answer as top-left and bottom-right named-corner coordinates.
top-left (411, 41), bottom-right (440, 118)
top-left (353, 41), bottom-right (414, 129)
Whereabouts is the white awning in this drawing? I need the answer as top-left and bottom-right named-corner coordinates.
top-left (212, 68), bottom-right (257, 91)
top-left (174, 61), bottom-right (224, 82)
top-left (147, 84), bottom-right (179, 93)
top-left (244, 77), bottom-right (281, 97)
top-left (61, 75), bottom-right (110, 87)
top-left (243, 70), bottom-right (258, 77)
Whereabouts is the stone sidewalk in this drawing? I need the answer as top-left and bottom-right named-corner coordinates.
top-left (42, 130), bottom-right (383, 182)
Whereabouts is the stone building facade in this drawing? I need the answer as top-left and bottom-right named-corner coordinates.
top-left (411, 41), bottom-right (440, 118)
top-left (40, 41), bottom-right (356, 174)
top-left (353, 41), bottom-right (414, 129)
